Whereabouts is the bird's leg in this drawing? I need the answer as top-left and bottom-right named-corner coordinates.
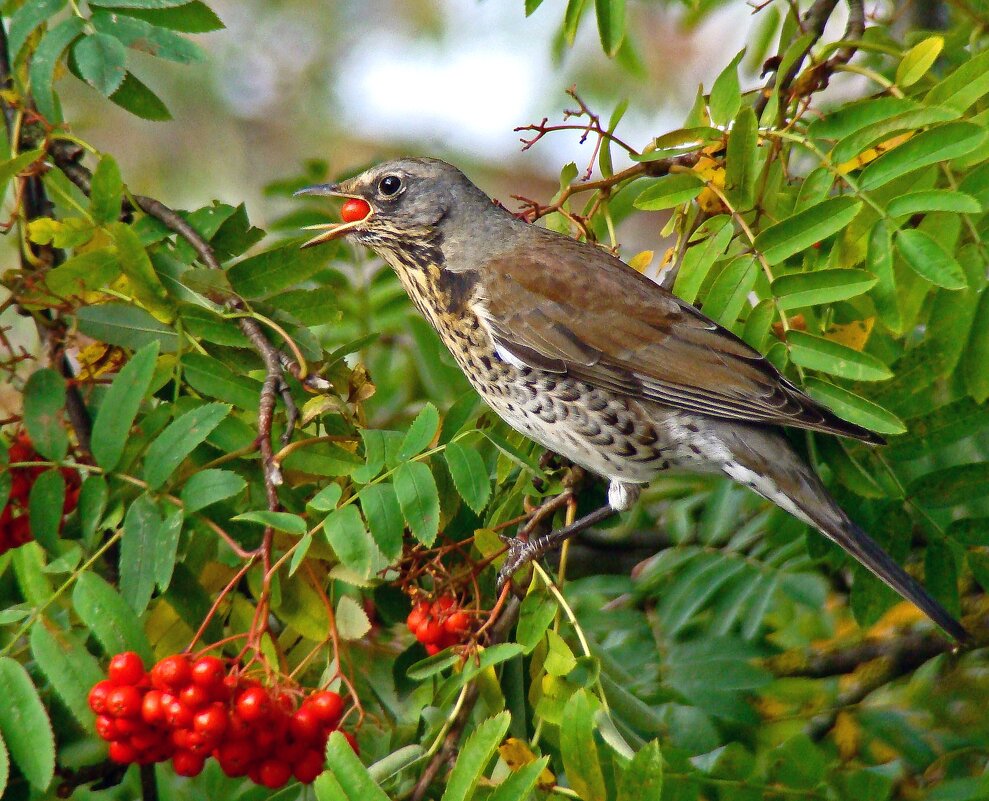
top-left (497, 481), bottom-right (640, 589)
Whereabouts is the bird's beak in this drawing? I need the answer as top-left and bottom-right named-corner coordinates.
top-left (294, 183), bottom-right (372, 248)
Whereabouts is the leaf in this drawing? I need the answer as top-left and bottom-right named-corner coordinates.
top-left (895, 228), bottom-right (968, 290)
top-left (754, 197), bottom-right (862, 265)
top-left (397, 402), bottom-right (440, 461)
top-left (725, 106), bottom-right (758, 210)
top-left (359, 483), bottom-right (405, 560)
top-left (910, 464), bottom-right (989, 508)
top-left (227, 241), bottom-right (330, 299)
top-left (325, 731), bottom-right (391, 801)
top-left (78, 475), bottom-right (108, 547)
top-left (89, 0), bottom-right (196, 7)
top-left (709, 49), bottom-right (744, 126)
top-left (441, 711), bottom-right (512, 801)
top-left (809, 97), bottom-right (928, 140)
top-left (234, 510), bottom-right (308, 535)
top-left (308, 483), bottom-right (343, 513)
top-left (108, 71), bottom-right (171, 120)
top-left (896, 36), bottom-right (943, 87)
top-left (28, 17), bottom-right (85, 122)
top-left (618, 740), bottom-right (663, 801)
top-left (90, 154), bottom-right (124, 224)
top-left (867, 221), bottom-right (900, 332)
top-left (323, 505), bottom-right (375, 577)
top-left (91, 340), bottom-right (159, 471)
top-left (143, 402), bottom-right (230, 489)
top-left (393, 462), bottom-right (440, 547)
top-left (74, 572), bottom-right (153, 662)
top-left (180, 468), bottom-right (246, 514)
top-left (182, 352), bottom-right (262, 409)
top-left (0, 149), bottom-right (45, 207)
top-left (111, 221), bottom-right (175, 321)
top-left (153, 508), bottom-right (182, 591)
top-left (120, 493), bottom-right (161, 614)
top-left (73, 32), bottom-right (127, 96)
top-left (561, 690), bottom-right (607, 801)
top-left (488, 757), bottom-right (551, 801)
top-left (444, 441), bottom-right (491, 514)
top-left (28, 470), bottom-right (64, 551)
top-left (964, 290), bottom-right (989, 403)
top-left (91, 10), bottom-right (205, 63)
top-left (103, 2), bottom-right (224, 31)
top-left (701, 255), bottom-right (756, 327)
top-left (633, 173), bottom-right (705, 210)
top-left (29, 623), bottom-right (103, 730)
top-left (23, 368), bottom-right (67, 462)
top-left (517, 590), bottom-right (558, 653)
top-left (805, 378), bottom-right (905, 435)
top-left (772, 269), bottom-right (877, 310)
top-left (76, 302), bottom-right (178, 351)
top-left (674, 216), bottom-right (734, 304)
top-left (336, 595), bottom-right (372, 641)
top-left (858, 122), bottom-right (986, 190)
top-left (0, 658), bottom-right (55, 789)
top-left (8, 0), bottom-right (67, 59)
top-left (887, 190), bottom-right (981, 217)
top-left (594, 0), bottom-right (625, 57)
top-left (563, 0), bottom-right (588, 45)
top-left (787, 330), bottom-right (892, 381)
top-left (925, 48), bottom-right (989, 111)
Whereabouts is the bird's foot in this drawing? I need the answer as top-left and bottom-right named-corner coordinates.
top-left (496, 534), bottom-right (547, 591)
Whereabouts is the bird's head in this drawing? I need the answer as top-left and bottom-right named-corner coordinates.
top-left (296, 157), bottom-right (494, 251)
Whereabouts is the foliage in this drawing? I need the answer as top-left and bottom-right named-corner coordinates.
top-left (0, 1), bottom-right (988, 801)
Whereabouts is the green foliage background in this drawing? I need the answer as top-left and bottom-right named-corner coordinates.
top-left (1, 1), bottom-right (989, 800)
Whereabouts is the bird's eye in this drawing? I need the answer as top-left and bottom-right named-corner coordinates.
top-left (378, 175), bottom-right (403, 196)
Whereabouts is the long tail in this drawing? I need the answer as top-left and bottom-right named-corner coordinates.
top-left (721, 425), bottom-right (970, 644)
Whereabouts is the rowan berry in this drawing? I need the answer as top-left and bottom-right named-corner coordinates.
top-left (236, 686), bottom-right (272, 722)
top-left (88, 680), bottom-right (113, 714)
top-left (106, 685), bottom-right (143, 718)
top-left (293, 747), bottom-right (325, 783)
top-left (193, 703), bottom-right (228, 740)
top-left (141, 690), bottom-right (166, 725)
top-left (340, 198), bottom-right (371, 223)
top-left (289, 706), bottom-right (322, 742)
top-left (308, 690), bottom-right (343, 728)
top-left (190, 656), bottom-right (225, 693)
top-left (151, 655), bottom-right (192, 691)
top-left (108, 741), bottom-right (137, 764)
top-left (172, 750), bottom-right (206, 777)
top-left (258, 758), bottom-right (292, 789)
top-left (108, 652), bottom-right (146, 687)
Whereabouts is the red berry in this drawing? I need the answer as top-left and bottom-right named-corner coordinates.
top-left (141, 690), bottom-right (166, 725)
top-left (190, 656), bottom-right (225, 692)
top-left (444, 611), bottom-right (470, 635)
top-left (108, 652), bottom-right (146, 686)
top-left (340, 197), bottom-right (371, 224)
top-left (293, 747), bottom-right (325, 783)
top-left (425, 643), bottom-right (441, 656)
top-left (164, 698), bottom-right (194, 729)
top-left (179, 683), bottom-right (210, 710)
top-left (416, 618), bottom-right (444, 645)
top-left (108, 741), bottom-right (137, 764)
top-left (130, 730), bottom-right (161, 752)
top-left (151, 655), bottom-right (192, 691)
top-left (432, 595), bottom-right (456, 616)
top-left (106, 685), bottom-right (142, 718)
top-left (193, 703), bottom-right (228, 740)
top-left (216, 739), bottom-right (254, 777)
top-left (290, 706), bottom-right (322, 742)
top-left (258, 759), bottom-right (292, 789)
top-left (227, 710), bottom-right (252, 740)
top-left (406, 602), bottom-right (430, 634)
top-left (236, 686), bottom-right (272, 722)
top-left (88, 680), bottom-right (113, 714)
top-left (95, 714), bottom-right (119, 741)
top-left (113, 717), bottom-right (144, 737)
top-left (308, 691), bottom-right (344, 728)
top-left (172, 749), bottom-right (206, 777)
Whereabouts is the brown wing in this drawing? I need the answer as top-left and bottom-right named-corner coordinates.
top-left (479, 230), bottom-right (884, 444)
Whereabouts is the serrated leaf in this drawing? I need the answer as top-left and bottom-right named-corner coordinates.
top-left (754, 197), bottom-right (862, 265)
top-left (965, 290), bottom-right (989, 403)
top-left (308, 483), bottom-right (343, 513)
top-left (909, 463), bottom-right (989, 508)
top-left (28, 470), bottom-right (64, 552)
top-left (394, 462), bottom-right (440, 547)
top-left (441, 711), bottom-right (512, 801)
top-left (8, 0), bottom-right (67, 59)
top-left (561, 690), bottom-right (607, 801)
top-left (108, 71), bottom-right (171, 120)
top-left (805, 378), bottom-right (905, 435)
top-left (325, 731), bottom-right (390, 801)
top-left (336, 595), bottom-right (372, 641)
top-left (594, 0), bottom-right (625, 57)
top-left (710, 49), bottom-right (744, 126)
top-left (772, 269), bottom-right (877, 310)
top-left (234, 510), bottom-right (308, 535)
top-left (73, 572), bottom-right (153, 662)
top-left (887, 190), bottom-right (980, 217)
top-left (896, 36), bottom-right (943, 87)
top-left (859, 123), bottom-right (986, 190)
top-left (618, 740), bottom-right (663, 801)
top-left (0, 658), bottom-right (55, 789)
top-left (895, 228), bottom-right (968, 290)
top-left (30, 623), bottom-right (103, 730)
top-left (228, 241), bottom-right (330, 298)
top-left (359, 482), bottom-right (405, 560)
top-left (120, 494), bottom-right (160, 614)
top-left (76, 302), bottom-right (178, 352)
top-left (111, 221), bottom-right (175, 321)
top-left (787, 330), bottom-right (892, 381)
top-left (180, 468), bottom-right (246, 514)
top-left (143, 402), bottom-right (230, 489)
top-left (633, 173), bottom-right (704, 210)
top-left (91, 340), bottom-right (159, 471)
top-left (90, 154), bottom-right (123, 224)
top-left (104, 2), bottom-right (224, 32)
top-left (397, 402), bottom-right (440, 461)
top-left (29, 17), bottom-right (85, 122)
top-left (91, 10), bottom-right (205, 63)
top-left (488, 756), bottom-right (550, 801)
top-left (182, 352), bottom-right (262, 409)
top-left (323, 505), bottom-right (374, 577)
top-left (73, 32), bottom-right (127, 96)
top-left (517, 590), bottom-right (558, 653)
top-left (444, 441), bottom-right (491, 514)
top-left (701, 255), bottom-right (756, 326)
top-left (153, 508), bottom-right (182, 591)
top-left (23, 368), bottom-right (67, 462)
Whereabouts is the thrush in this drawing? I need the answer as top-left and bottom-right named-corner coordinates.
top-left (297, 157), bottom-right (968, 643)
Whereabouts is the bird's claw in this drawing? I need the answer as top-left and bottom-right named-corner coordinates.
top-left (496, 536), bottom-right (539, 592)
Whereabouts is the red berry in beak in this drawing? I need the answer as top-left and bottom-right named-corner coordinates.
top-left (340, 198), bottom-right (371, 223)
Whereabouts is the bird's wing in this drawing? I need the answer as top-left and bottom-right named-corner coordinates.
top-left (477, 232), bottom-right (883, 444)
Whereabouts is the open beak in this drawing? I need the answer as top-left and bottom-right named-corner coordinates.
top-left (294, 183), bottom-right (372, 248)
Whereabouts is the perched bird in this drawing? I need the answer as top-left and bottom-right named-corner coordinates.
top-left (297, 157), bottom-right (968, 643)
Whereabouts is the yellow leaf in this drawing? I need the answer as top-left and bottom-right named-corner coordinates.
top-left (76, 342), bottom-right (127, 379)
top-left (825, 318), bottom-right (875, 351)
top-left (833, 711), bottom-right (860, 761)
top-left (628, 250), bottom-right (654, 273)
top-left (837, 132), bottom-right (914, 175)
top-left (498, 738), bottom-right (557, 790)
top-left (693, 154), bottom-right (728, 213)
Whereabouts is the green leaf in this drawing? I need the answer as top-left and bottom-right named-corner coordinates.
top-left (394, 462), bottom-right (440, 547)
top-left (108, 71), bottom-right (171, 120)
top-left (896, 35), bottom-right (943, 87)
top-left (618, 740), bottom-right (663, 801)
top-left (153, 508), bottom-right (182, 591)
top-left (925, 48), bottom-right (989, 112)
top-left (563, 0), bottom-right (588, 45)
top-left (308, 483), bottom-right (343, 513)
top-left (78, 475), bottom-right (108, 548)
top-left (28, 470), bottom-right (64, 551)
top-left (809, 97), bottom-right (928, 140)
top-left (73, 572), bottom-right (154, 662)
top-left (805, 378), bottom-right (906, 435)
top-left (120, 493), bottom-right (160, 614)
top-left (359, 483), bottom-right (405, 560)
top-left (29, 623), bottom-right (103, 730)
top-left (725, 106), bottom-right (758, 210)
top-left (561, 690), bottom-right (607, 801)
top-left (754, 196), bottom-right (862, 265)
top-left (969, 552), bottom-right (989, 592)
top-left (701, 255), bottom-right (756, 327)
top-left (440, 711), bottom-right (512, 801)
top-left (889, 399), bottom-right (989, 460)
top-left (925, 539), bottom-right (960, 617)
top-left (709, 49), bottom-right (744, 126)
top-left (594, 0), bottom-right (625, 57)
top-left (182, 352), bottom-right (262, 409)
top-left (867, 221), bottom-right (900, 332)
top-left (91, 340), bottom-right (159, 471)
top-left (887, 190), bottom-right (981, 217)
top-left (488, 757), bottom-right (550, 801)
top-left (674, 216), bottom-right (734, 304)
top-left (517, 590), bottom-right (558, 653)
top-left (0, 149), bottom-right (45, 207)
top-left (91, 10), bottom-right (205, 63)
top-left (110, 221), bottom-right (175, 321)
top-left (104, 2), bottom-right (224, 32)
top-left (28, 17), bottom-right (85, 122)
top-left (910, 463), bottom-right (989, 508)
top-left (964, 290), bottom-right (989, 403)
top-left (90, 154), bottom-right (124, 224)
top-left (397, 402), bottom-right (440, 461)
top-left (289, 533), bottom-right (313, 576)
top-left (76, 302), bottom-right (178, 352)
top-left (787, 330), bottom-right (892, 381)
top-left (325, 731), bottom-right (391, 801)
top-left (525, 0), bottom-right (544, 14)
top-left (859, 123), bottom-right (987, 190)
top-left (143, 402), bottom-right (230, 489)
top-left (323, 505), bottom-right (374, 577)
top-left (0, 733), bottom-right (9, 798)
top-left (73, 32), bottom-right (127, 96)
top-left (8, 0), bottom-right (67, 59)
top-left (444, 441), bottom-right (491, 514)
top-left (0, 658), bottom-right (55, 789)
top-left (772, 269), bottom-right (877, 310)
top-left (895, 228), bottom-right (968, 290)
top-left (227, 241), bottom-right (330, 299)
top-left (89, 0), bottom-right (196, 7)
top-left (180, 468), bottom-right (246, 514)
top-left (23, 368), bottom-right (67, 462)
top-left (336, 595), bottom-right (372, 640)
top-left (633, 173), bottom-right (704, 211)
top-left (234, 510), bottom-right (308, 535)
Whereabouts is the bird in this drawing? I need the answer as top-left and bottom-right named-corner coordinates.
top-left (296, 157), bottom-right (969, 644)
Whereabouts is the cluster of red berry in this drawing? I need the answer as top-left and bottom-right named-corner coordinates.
top-left (406, 595), bottom-right (471, 655)
top-left (88, 652), bottom-right (354, 788)
top-left (2, 432), bottom-right (79, 554)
